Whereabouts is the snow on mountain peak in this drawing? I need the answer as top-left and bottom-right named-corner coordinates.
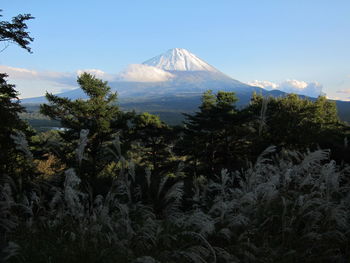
top-left (142, 48), bottom-right (220, 72)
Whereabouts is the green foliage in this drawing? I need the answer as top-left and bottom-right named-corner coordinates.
top-left (130, 113), bottom-right (175, 173)
top-left (41, 73), bottom-right (119, 134)
top-left (40, 73), bottom-right (126, 184)
top-left (246, 94), bottom-right (350, 162)
top-left (180, 91), bottom-right (248, 177)
top-left (0, 74), bottom-right (30, 175)
top-left (0, 10), bottom-right (34, 53)
top-left (135, 112), bottom-right (164, 128)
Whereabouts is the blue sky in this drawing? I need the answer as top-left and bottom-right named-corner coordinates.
top-left (1, 0), bottom-right (349, 99)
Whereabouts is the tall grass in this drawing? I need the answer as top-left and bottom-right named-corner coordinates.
top-left (1, 134), bottom-right (349, 262)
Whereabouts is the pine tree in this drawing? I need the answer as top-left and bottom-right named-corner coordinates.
top-left (0, 9), bottom-right (34, 175)
top-left (0, 74), bottom-right (28, 175)
top-left (180, 90), bottom-right (245, 177)
top-left (40, 73), bottom-right (125, 182)
top-left (0, 10), bottom-right (34, 53)
top-left (130, 112), bottom-right (174, 175)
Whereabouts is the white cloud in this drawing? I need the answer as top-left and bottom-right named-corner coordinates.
top-left (248, 79), bottom-right (324, 98)
top-left (0, 65), bottom-right (73, 81)
top-left (1, 64), bottom-right (174, 86)
top-left (76, 69), bottom-right (118, 81)
top-left (0, 65), bottom-right (77, 98)
top-left (76, 66), bottom-right (174, 82)
top-left (118, 64), bottom-right (174, 82)
top-left (0, 64), bottom-right (175, 98)
top-left (280, 80), bottom-right (324, 97)
top-left (248, 80), bottom-right (278, 90)
top-left (3, 64), bottom-right (327, 99)
top-left (77, 69), bottom-right (105, 78)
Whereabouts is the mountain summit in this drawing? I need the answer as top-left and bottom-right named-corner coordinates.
top-left (143, 48), bottom-right (220, 72)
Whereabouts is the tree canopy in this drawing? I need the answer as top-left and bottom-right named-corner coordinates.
top-left (40, 73), bottom-right (123, 184)
top-left (180, 91), bottom-right (245, 177)
top-left (245, 93), bottom-right (350, 161)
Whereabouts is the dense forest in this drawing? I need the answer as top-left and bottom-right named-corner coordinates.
top-left (1, 10), bottom-right (350, 263)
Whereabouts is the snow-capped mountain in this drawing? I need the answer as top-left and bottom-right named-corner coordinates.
top-left (22, 48), bottom-right (262, 103)
top-left (143, 48), bottom-right (220, 72)
top-left (19, 48), bottom-right (350, 124)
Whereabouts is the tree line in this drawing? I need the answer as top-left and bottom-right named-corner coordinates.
top-left (3, 72), bottom-right (347, 195)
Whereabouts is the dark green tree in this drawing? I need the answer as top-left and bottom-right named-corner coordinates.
top-left (179, 90), bottom-right (247, 177)
top-left (0, 9), bottom-right (35, 175)
top-left (40, 73), bottom-right (127, 183)
top-left (0, 10), bottom-right (34, 53)
top-left (130, 112), bottom-right (175, 175)
top-left (246, 93), bottom-right (350, 162)
top-left (0, 9), bottom-right (34, 174)
top-left (0, 74), bottom-right (28, 175)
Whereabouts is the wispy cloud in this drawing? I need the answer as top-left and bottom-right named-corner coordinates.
top-left (326, 95), bottom-right (350, 101)
top-left (76, 69), bottom-right (119, 82)
top-left (0, 63), bottom-right (176, 98)
top-left (0, 65), bottom-right (78, 98)
top-left (77, 65), bottom-right (175, 83)
top-left (0, 65), bottom-right (121, 84)
top-left (336, 89), bottom-right (350, 94)
top-left (0, 65), bottom-right (74, 83)
top-left (248, 79), bottom-right (324, 98)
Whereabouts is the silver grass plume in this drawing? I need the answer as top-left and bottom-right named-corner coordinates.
top-left (63, 168), bottom-right (85, 217)
top-left (1, 242), bottom-right (20, 262)
top-left (258, 96), bottom-right (269, 136)
top-left (76, 129), bottom-right (89, 166)
top-left (10, 131), bottom-right (33, 160)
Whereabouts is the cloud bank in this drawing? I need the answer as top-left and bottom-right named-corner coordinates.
top-left (118, 64), bottom-right (174, 82)
top-left (0, 64), bottom-right (175, 98)
top-left (0, 65), bottom-right (74, 83)
top-left (249, 79), bottom-right (324, 98)
top-left (0, 64), bottom-right (328, 99)
top-left (0, 65), bottom-right (78, 98)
